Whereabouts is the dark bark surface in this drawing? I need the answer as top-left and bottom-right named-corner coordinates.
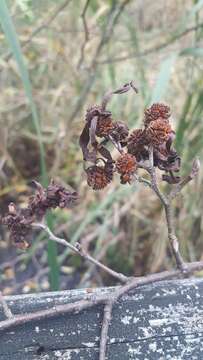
top-left (0, 278), bottom-right (203, 359)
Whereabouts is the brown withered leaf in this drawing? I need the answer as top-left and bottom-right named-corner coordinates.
top-left (162, 173), bottom-right (181, 184)
top-left (98, 145), bottom-right (113, 162)
top-left (79, 122), bottom-right (91, 161)
top-left (101, 81), bottom-right (138, 111)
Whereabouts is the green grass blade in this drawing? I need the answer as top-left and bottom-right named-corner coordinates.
top-left (188, 0), bottom-right (203, 17)
top-left (180, 47), bottom-right (203, 56)
top-left (151, 54), bottom-right (178, 103)
top-left (0, 0), bottom-right (59, 290)
top-left (0, 0), bottom-right (46, 179)
top-left (151, 46), bottom-right (203, 104)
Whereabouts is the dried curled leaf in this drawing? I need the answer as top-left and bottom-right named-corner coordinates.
top-left (1, 203), bottom-right (33, 249)
top-left (29, 179), bottom-right (78, 219)
top-left (101, 81), bottom-right (138, 111)
top-left (1, 180), bottom-right (78, 248)
top-left (162, 174), bottom-right (181, 184)
top-left (110, 121), bottom-right (129, 146)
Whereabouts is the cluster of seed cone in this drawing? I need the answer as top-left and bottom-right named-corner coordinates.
top-left (82, 102), bottom-right (179, 190)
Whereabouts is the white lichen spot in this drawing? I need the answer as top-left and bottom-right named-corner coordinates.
top-left (55, 351), bottom-right (62, 357)
top-left (59, 332), bottom-right (64, 337)
top-left (141, 327), bottom-right (153, 338)
top-left (133, 317), bottom-right (139, 324)
top-left (50, 329), bottom-right (54, 333)
top-left (121, 315), bottom-right (132, 325)
top-left (128, 345), bottom-right (141, 355)
top-left (149, 342), bottom-right (157, 352)
top-left (110, 338), bottom-right (116, 344)
top-left (82, 342), bottom-right (95, 348)
top-left (149, 318), bottom-right (171, 327)
top-left (35, 326), bottom-right (40, 333)
top-left (54, 349), bottom-right (80, 359)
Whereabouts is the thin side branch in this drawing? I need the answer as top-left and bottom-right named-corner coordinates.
top-left (4, 0), bottom-right (73, 61)
top-left (170, 158), bottom-right (200, 199)
top-left (77, 0), bottom-right (91, 69)
top-left (32, 223), bottom-right (128, 283)
top-left (147, 146), bottom-right (168, 205)
top-left (0, 297), bottom-right (106, 332)
top-left (99, 301), bottom-right (113, 360)
top-left (67, 0), bottom-right (131, 125)
top-left (1, 260), bottom-right (203, 333)
top-left (97, 22), bottom-right (203, 65)
top-left (146, 146), bottom-right (186, 271)
top-left (164, 202), bottom-right (187, 271)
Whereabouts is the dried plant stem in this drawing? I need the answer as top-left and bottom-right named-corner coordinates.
top-left (77, 0), bottom-right (90, 69)
top-left (164, 202), bottom-right (186, 271)
top-left (32, 223), bottom-right (128, 283)
top-left (0, 291), bottom-right (13, 319)
top-left (170, 158), bottom-right (200, 200)
top-left (0, 297), bottom-right (106, 332)
top-left (99, 301), bottom-right (113, 360)
top-left (146, 146), bottom-right (186, 271)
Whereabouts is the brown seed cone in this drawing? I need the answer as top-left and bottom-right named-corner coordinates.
top-left (127, 129), bottom-right (147, 151)
top-left (146, 118), bottom-right (172, 146)
top-left (116, 153), bottom-right (137, 176)
top-left (144, 103), bottom-right (171, 127)
top-left (96, 116), bottom-right (114, 137)
top-left (86, 163), bottom-right (113, 190)
top-left (110, 121), bottom-right (129, 145)
top-left (127, 129), bottom-right (149, 161)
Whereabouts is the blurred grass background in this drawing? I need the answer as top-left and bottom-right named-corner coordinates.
top-left (0, 0), bottom-right (203, 294)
